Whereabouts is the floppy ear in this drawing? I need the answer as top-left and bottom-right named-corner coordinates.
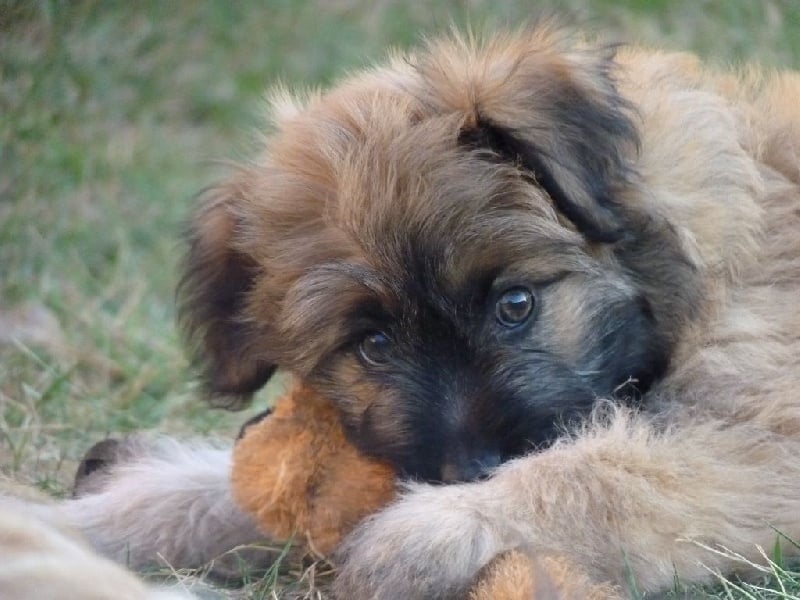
top-left (178, 182), bottom-right (276, 407)
top-left (422, 29), bottom-right (639, 243)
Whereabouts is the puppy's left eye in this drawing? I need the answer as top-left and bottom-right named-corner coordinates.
top-left (358, 331), bottom-right (392, 366)
top-left (496, 287), bottom-right (535, 327)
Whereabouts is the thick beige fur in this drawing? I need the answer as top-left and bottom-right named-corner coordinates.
top-left (37, 26), bottom-right (800, 600)
top-left (328, 32), bottom-right (800, 599)
top-left (0, 489), bottom-right (196, 599)
top-left (63, 436), bottom-right (264, 571)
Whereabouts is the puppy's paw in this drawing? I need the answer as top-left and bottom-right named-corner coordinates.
top-left (333, 482), bottom-right (519, 600)
top-left (73, 438), bottom-right (124, 497)
top-left (64, 436), bottom-right (265, 571)
top-left (73, 437), bottom-right (177, 497)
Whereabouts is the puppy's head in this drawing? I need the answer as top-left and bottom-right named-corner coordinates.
top-left (181, 27), bottom-right (697, 482)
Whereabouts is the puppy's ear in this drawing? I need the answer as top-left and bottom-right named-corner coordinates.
top-left (424, 29), bottom-right (639, 243)
top-left (458, 109), bottom-right (633, 243)
top-left (178, 182), bottom-right (276, 407)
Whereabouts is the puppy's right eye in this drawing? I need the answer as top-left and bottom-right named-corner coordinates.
top-left (358, 331), bottom-right (392, 366)
top-left (496, 287), bottom-right (535, 327)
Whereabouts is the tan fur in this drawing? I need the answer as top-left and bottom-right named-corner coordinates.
top-left (62, 436), bottom-right (266, 571)
top-left (63, 25), bottom-right (800, 600)
top-left (325, 33), bottom-right (800, 599)
top-left (0, 492), bottom-right (195, 599)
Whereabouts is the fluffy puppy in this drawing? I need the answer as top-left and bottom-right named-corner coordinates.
top-left (177, 23), bottom-right (800, 598)
top-left (181, 26), bottom-right (676, 483)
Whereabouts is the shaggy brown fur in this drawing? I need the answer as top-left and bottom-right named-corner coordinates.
top-left (181, 26), bottom-right (685, 484)
top-left (176, 24), bottom-right (800, 598)
top-left (57, 23), bottom-right (800, 600)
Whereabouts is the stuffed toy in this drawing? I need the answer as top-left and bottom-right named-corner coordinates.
top-left (230, 380), bottom-right (396, 557)
top-left (229, 380), bottom-right (619, 599)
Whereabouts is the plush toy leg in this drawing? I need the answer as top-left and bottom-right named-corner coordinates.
top-left (468, 550), bottom-right (623, 600)
top-left (231, 382), bottom-right (396, 556)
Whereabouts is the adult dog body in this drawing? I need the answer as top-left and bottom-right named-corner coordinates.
top-left (69, 26), bottom-right (800, 598)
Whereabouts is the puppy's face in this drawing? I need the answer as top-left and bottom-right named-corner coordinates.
top-left (181, 30), bottom-right (696, 482)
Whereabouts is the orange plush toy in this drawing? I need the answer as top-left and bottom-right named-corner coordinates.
top-left (230, 380), bottom-right (396, 557)
top-left (228, 380), bottom-right (620, 599)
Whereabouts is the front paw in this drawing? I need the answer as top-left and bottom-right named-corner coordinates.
top-left (333, 482), bottom-right (518, 600)
top-left (73, 437), bottom-right (144, 497)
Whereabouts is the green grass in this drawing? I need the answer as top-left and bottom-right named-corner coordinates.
top-left (1, 1), bottom-right (799, 598)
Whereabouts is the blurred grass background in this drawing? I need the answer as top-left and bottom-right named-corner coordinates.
top-left (1, 1), bottom-right (799, 598)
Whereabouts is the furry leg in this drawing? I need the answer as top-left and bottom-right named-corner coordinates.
top-left (60, 436), bottom-right (265, 570)
top-left (334, 409), bottom-right (800, 599)
top-left (0, 493), bottom-right (195, 599)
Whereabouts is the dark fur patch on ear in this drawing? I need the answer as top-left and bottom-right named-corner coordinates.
top-left (178, 186), bottom-right (276, 408)
top-left (438, 35), bottom-right (640, 243)
top-left (460, 114), bottom-right (630, 243)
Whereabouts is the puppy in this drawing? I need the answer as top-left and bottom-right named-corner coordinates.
top-left (176, 23), bottom-right (800, 598)
top-left (181, 27), bottom-right (677, 484)
top-left (56, 23), bottom-right (800, 599)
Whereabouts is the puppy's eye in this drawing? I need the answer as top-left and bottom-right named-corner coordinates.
top-left (496, 287), bottom-right (535, 327)
top-left (358, 331), bottom-right (392, 366)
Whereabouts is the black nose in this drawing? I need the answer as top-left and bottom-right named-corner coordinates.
top-left (440, 449), bottom-right (502, 483)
